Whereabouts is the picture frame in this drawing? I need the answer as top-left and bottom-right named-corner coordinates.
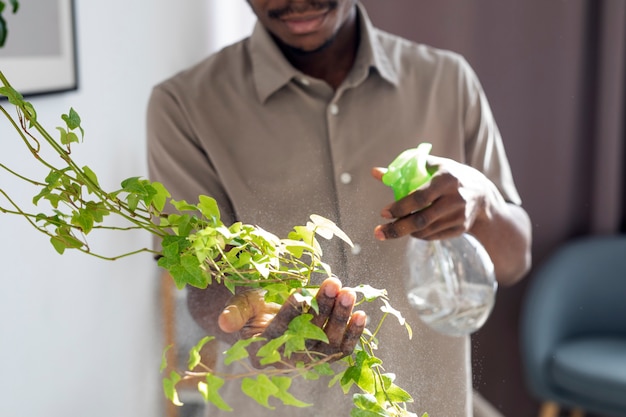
top-left (0, 0), bottom-right (77, 96)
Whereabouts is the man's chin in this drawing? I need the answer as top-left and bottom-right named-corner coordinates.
top-left (278, 35), bottom-right (336, 56)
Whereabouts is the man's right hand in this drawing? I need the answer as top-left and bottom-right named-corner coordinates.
top-left (218, 277), bottom-right (366, 368)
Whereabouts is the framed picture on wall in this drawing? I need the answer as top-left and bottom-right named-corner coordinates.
top-left (0, 0), bottom-right (77, 96)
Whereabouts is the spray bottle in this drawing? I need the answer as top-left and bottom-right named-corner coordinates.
top-left (382, 143), bottom-right (497, 336)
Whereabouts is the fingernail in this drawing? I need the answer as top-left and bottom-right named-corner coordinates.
top-left (339, 291), bottom-right (355, 307)
top-left (324, 283), bottom-right (338, 298)
top-left (381, 208), bottom-right (393, 219)
top-left (374, 227), bottom-right (386, 241)
top-left (353, 312), bottom-right (366, 326)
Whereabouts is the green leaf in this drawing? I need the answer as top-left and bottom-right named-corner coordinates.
top-left (223, 337), bottom-right (262, 366)
top-left (0, 16), bottom-right (9, 49)
top-left (162, 371), bottom-right (183, 406)
top-left (374, 373), bottom-right (413, 405)
top-left (126, 194), bottom-right (139, 212)
top-left (82, 166), bottom-right (100, 191)
top-left (62, 107), bottom-right (84, 138)
top-left (57, 126), bottom-right (78, 145)
top-left (308, 214), bottom-right (353, 247)
top-left (381, 382), bottom-right (413, 403)
top-left (84, 201), bottom-right (109, 223)
top-left (354, 285), bottom-right (387, 302)
top-left (0, 85), bottom-right (24, 106)
top-left (50, 236), bottom-right (67, 254)
top-left (150, 181), bottom-right (170, 212)
top-left (351, 393), bottom-right (388, 417)
top-left (171, 199), bottom-right (198, 212)
top-left (341, 350), bottom-right (381, 394)
top-left (56, 127), bottom-right (68, 145)
top-left (164, 253), bottom-right (206, 289)
top-left (71, 208), bottom-right (95, 234)
top-left (256, 334), bottom-right (288, 366)
top-left (380, 299), bottom-right (412, 340)
top-left (287, 314), bottom-right (328, 342)
top-left (283, 314), bottom-right (328, 357)
top-left (21, 101), bottom-right (36, 122)
top-left (50, 227), bottom-right (85, 253)
top-left (271, 376), bottom-right (312, 408)
top-left (281, 238), bottom-right (313, 258)
top-left (250, 258), bottom-right (271, 278)
top-left (257, 282), bottom-right (292, 305)
top-left (160, 345), bottom-right (172, 372)
top-left (288, 226), bottom-right (315, 248)
top-left (241, 374), bottom-right (278, 409)
top-left (292, 288), bottom-right (317, 313)
top-left (328, 368), bottom-right (346, 388)
top-left (198, 374), bottom-right (232, 411)
top-left (188, 336), bottom-right (214, 370)
top-left (174, 214), bottom-right (194, 237)
top-left (351, 409), bottom-right (388, 417)
top-left (120, 177), bottom-right (158, 211)
top-left (198, 195), bottom-right (220, 224)
top-left (313, 362), bottom-right (335, 376)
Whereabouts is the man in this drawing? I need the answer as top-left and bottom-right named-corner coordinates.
top-left (147, 1), bottom-right (532, 416)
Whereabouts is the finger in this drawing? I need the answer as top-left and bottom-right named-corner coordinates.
top-left (262, 293), bottom-right (303, 340)
top-left (376, 188), bottom-right (465, 240)
top-left (340, 311), bottom-right (367, 355)
top-left (410, 210), bottom-right (467, 240)
top-left (387, 185), bottom-right (437, 219)
top-left (218, 291), bottom-right (262, 333)
top-left (371, 167), bottom-right (386, 181)
top-left (323, 289), bottom-right (356, 350)
top-left (310, 277), bottom-right (341, 328)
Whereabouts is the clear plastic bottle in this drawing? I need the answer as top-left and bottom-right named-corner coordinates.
top-left (405, 233), bottom-right (497, 337)
top-left (382, 143), bottom-right (497, 336)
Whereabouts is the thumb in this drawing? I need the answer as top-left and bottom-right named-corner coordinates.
top-left (218, 290), bottom-right (265, 333)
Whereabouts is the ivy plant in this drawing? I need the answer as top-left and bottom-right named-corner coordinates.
top-left (0, 70), bottom-right (427, 416)
top-left (0, 0), bottom-right (19, 47)
top-left (0, 4), bottom-right (426, 414)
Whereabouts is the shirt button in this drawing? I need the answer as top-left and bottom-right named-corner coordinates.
top-left (351, 243), bottom-right (362, 255)
top-left (340, 172), bottom-right (352, 184)
top-left (329, 103), bottom-right (339, 115)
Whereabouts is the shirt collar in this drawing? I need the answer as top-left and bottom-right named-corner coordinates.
top-left (249, 2), bottom-right (399, 103)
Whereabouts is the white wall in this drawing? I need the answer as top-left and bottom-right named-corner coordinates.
top-left (0, 1), bottom-right (254, 417)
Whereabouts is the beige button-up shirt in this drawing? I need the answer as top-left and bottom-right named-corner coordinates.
top-left (147, 4), bottom-right (519, 416)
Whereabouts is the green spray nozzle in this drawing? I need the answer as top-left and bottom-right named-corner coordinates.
top-left (382, 142), bottom-right (433, 201)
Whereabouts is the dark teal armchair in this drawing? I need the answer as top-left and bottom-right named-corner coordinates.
top-left (520, 235), bottom-right (626, 417)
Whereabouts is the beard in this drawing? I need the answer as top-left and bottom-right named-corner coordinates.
top-left (272, 31), bottom-right (338, 55)
top-left (267, 1), bottom-right (341, 55)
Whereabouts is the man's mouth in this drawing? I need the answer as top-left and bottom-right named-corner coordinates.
top-left (279, 10), bottom-right (330, 35)
top-left (268, 1), bottom-right (337, 18)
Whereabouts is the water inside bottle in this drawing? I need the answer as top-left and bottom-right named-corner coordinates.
top-left (407, 281), bottom-right (495, 336)
top-left (405, 234), bottom-right (497, 336)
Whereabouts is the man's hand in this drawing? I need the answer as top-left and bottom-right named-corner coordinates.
top-left (218, 277), bottom-right (367, 368)
top-left (372, 154), bottom-right (532, 285)
top-left (372, 155), bottom-right (507, 241)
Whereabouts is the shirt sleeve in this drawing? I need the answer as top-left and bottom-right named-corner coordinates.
top-left (146, 82), bottom-right (237, 230)
top-left (458, 57), bottom-right (522, 205)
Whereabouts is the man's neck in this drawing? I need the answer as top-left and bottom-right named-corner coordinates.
top-left (275, 10), bottom-right (359, 90)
